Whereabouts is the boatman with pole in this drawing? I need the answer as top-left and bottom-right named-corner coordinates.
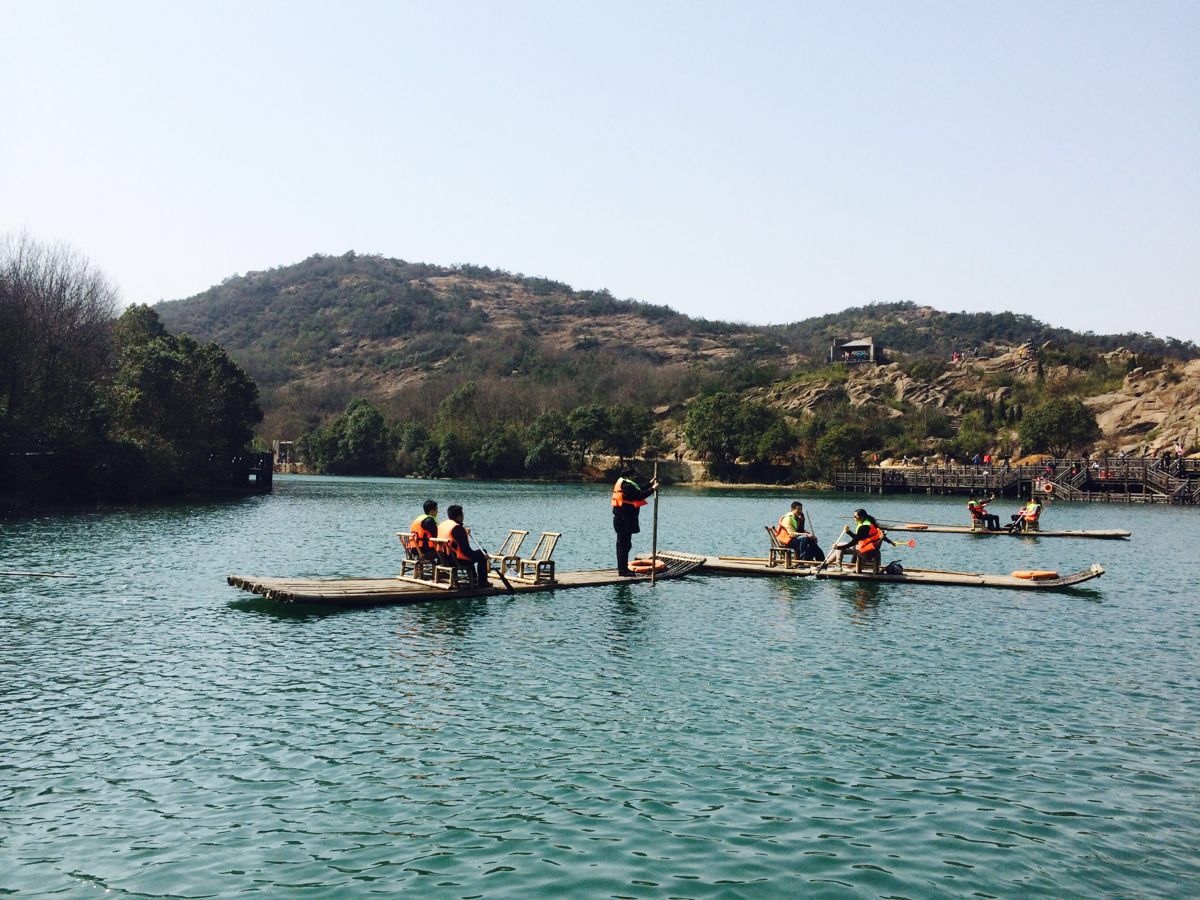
top-left (612, 470), bottom-right (658, 576)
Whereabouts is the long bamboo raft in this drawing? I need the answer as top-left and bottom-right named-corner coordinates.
top-left (877, 521), bottom-right (1130, 540)
top-left (705, 556), bottom-right (1105, 590)
top-left (228, 551), bottom-right (705, 605)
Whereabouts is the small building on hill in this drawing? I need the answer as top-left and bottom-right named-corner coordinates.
top-left (829, 337), bottom-right (881, 365)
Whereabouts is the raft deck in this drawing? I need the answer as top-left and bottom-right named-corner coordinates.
top-left (228, 552), bottom-right (704, 605)
top-left (879, 522), bottom-right (1130, 539)
top-left (704, 556), bottom-right (1105, 590)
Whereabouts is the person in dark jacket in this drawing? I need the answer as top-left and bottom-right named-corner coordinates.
top-left (611, 472), bottom-right (658, 576)
top-left (437, 504), bottom-right (490, 586)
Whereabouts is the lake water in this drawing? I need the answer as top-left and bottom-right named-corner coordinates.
top-left (2, 476), bottom-right (1198, 897)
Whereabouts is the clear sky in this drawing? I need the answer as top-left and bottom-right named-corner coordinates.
top-left (4, 1), bottom-right (1197, 341)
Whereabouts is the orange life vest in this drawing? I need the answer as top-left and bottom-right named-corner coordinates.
top-left (409, 515), bottom-right (436, 552)
top-left (857, 522), bottom-right (883, 555)
top-left (611, 478), bottom-right (648, 509)
top-left (775, 513), bottom-right (803, 544)
top-left (437, 519), bottom-right (472, 561)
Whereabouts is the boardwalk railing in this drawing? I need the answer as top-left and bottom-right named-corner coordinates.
top-left (835, 458), bottom-right (1199, 504)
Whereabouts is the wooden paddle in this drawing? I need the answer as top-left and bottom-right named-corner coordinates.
top-left (0, 571), bottom-right (76, 578)
top-left (815, 527), bottom-right (850, 576)
top-left (479, 546), bottom-right (514, 594)
top-left (650, 461), bottom-right (660, 586)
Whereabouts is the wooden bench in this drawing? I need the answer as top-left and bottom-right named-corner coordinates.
top-left (513, 532), bottom-right (560, 584)
top-left (486, 529), bottom-right (528, 578)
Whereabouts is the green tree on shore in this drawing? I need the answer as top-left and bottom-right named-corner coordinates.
top-left (1018, 397), bottom-right (1100, 457)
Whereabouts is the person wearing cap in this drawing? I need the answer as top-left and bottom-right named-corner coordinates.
top-left (611, 470), bottom-right (658, 576)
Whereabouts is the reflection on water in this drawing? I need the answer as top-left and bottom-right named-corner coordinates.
top-left (845, 582), bottom-right (884, 624)
top-left (0, 476), bottom-right (1197, 896)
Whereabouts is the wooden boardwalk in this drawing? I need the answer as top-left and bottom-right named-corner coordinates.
top-left (835, 458), bottom-right (1200, 504)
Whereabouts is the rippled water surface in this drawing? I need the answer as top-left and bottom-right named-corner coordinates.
top-left (2, 476), bottom-right (1198, 896)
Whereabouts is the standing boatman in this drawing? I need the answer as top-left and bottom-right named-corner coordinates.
top-left (612, 470), bottom-right (658, 576)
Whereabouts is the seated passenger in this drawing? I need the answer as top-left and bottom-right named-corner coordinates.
top-left (840, 508), bottom-right (898, 573)
top-left (775, 501), bottom-right (822, 561)
top-left (966, 494), bottom-right (1000, 531)
top-left (408, 499), bottom-right (439, 559)
top-left (437, 504), bottom-right (490, 586)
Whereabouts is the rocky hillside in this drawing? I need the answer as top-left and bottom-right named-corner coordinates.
top-left (1087, 358), bottom-right (1200, 453)
top-left (155, 252), bottom-right (1199, 456)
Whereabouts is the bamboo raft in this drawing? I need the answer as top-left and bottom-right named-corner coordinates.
top-left (228, 551), bottom-right (705, 605)
top-left (705, 556), bottom-right (1105, 591)
top-left (878, 521), bottom-right (1131, 540)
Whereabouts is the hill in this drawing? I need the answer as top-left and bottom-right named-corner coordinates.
top-left (155, 252), bottom-right (1194, 438)
top-left (155, 252), bottom-right (798, 439)
top-left (154, 252), bottom-right (1200, 479)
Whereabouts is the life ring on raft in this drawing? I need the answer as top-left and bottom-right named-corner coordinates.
top-left (1041, 481), bottom-right (1055, 494)
top-left (629, 558), bottom-right (666, 573)
top-left (1011, 570), bottom-right (1059, 580)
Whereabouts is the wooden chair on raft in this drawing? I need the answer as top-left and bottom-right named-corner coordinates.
top-left (765, 525), bottom-right (797, 569)
top-left (428, 537), bottom-right (481, 590)
top-left (513, 532), bottom-right (560, 584)
top-left (397, 531), bottom-right (436, 581)
top-left (486, 529), bottom-right (528, 578)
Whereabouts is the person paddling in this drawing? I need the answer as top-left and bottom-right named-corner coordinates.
top-left (1008, 496), bottom-right (1043, 533)
top-left (437, 504), bottom-right (490, 587)
top-left (839, 508), bottom-right (899, 573)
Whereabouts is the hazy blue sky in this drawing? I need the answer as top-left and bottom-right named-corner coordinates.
top-left (4, 1), bottom-right (1197, 340)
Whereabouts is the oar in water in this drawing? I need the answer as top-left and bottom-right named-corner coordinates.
top-left (816, 531), bottom-right (916, 576)
top-left (478, 546), bottom-right (514, 594)
top-left (815, 529), bottom-right (852, 576)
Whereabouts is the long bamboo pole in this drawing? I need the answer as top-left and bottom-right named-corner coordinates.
top-left (650, 461), bottom-right (659, 586)
top-left (0, 571), bottom-right (76, 578)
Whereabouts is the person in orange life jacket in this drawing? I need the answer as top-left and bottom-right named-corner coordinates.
top-left (437, 504), bottom-right (490, 586)
top-left (1008, 497), bottom-right (1042, 532)
top-left (840, 508), bottom-right (898, 573)
top-left (776, 501), bottom-right (821, 561)
top-left (612, 471), bottom-right (658, 576)
top-left (967, 494), bottom-right (1000, 531)
top-left (408, 499), bottom-right (439, 559)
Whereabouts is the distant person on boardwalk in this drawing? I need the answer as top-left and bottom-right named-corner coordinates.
top-left (967, 494), bottom-right (1000, 531)
top-left (437, 504), bottom-right (490, 586)
top-left (612, 471), bottom-right (658, 576)
top-left (838, 509), bottom-right (899, 573)
top-left (1009, 497), bottom-right (1043, 533)
top-left (408, 499), bottom-right (439, 560)
top-left (775, 501), bottom-right (822, 561)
